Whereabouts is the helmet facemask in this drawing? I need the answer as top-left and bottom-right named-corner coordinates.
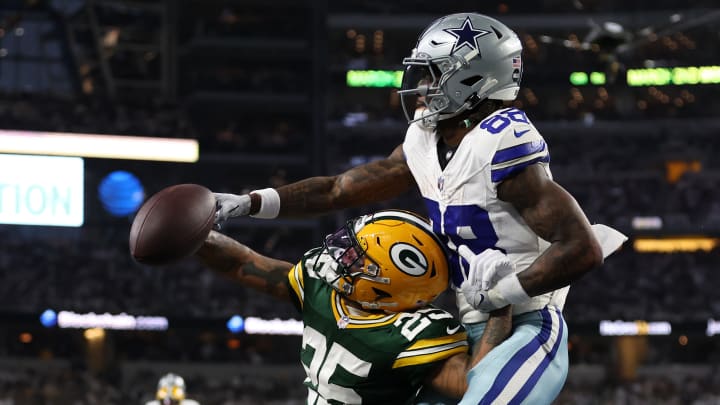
top-left (319, 210), bottom-right (450, 313)
top-left (399, 53), bottom-right (483, 129)
top-left (321, 218), bottom-right (389, 306)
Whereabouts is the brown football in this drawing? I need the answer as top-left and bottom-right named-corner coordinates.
top-left (129, 183), bottom-right (216, 265)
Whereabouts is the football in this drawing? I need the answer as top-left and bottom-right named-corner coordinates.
top-left (129, 183), bottom-right (216, 265)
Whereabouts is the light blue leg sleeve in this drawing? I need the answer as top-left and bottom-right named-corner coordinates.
top-left (459, 306), bottom-right (569, 405)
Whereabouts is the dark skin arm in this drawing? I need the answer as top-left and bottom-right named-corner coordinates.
top-left (498, 164), bottom-right (604, 296)
top-left (425, 306), bottom-right (513, 399)
top-left (195, 230), bottom-right (294, 301)
top-left (249, 144), bottom-right (415, 217)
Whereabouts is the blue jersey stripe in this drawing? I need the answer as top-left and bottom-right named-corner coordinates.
top-left (491, 140), bottom-right (546, 165)
top-left (423, 198), bottom-right (500, 288)
top-left (479, 308), bottom-right (554, 405)
top-left (490, 155), bottom-right (550, 182)
top-left (508, 308), bottom-right (565, 404)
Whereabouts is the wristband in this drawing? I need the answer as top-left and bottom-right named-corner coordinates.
top-left (494, 273), bottom-right (531, 305)
top-left (249, 188), bottom-right (281, 219)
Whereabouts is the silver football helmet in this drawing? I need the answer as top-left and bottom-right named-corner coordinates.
top-left (399, 13), bottom-right (523, 128)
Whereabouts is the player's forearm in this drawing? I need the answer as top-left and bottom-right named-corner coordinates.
top-left (249, 158), bottom-right (414, 218)
top-left (278, 172), bottom-right (413, 215)
top-left (261, 175), bottom-right (341, 217)
top-left (248, 175), bottom-right (373, 217)
top-left (195, 231), bottom-right (293, 301)
top-left (518, 228), bottom-right (602, 297)
top-left (468, 305), bottom-right (512, 371)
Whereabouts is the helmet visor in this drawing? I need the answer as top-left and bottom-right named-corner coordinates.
top-left (399, 63), bottom-right (433, 122)
top-left (323, 222), bottom-right (379, 278)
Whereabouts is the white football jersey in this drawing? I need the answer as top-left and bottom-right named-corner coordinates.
top-left (403, 107), bottom-right (569, 323)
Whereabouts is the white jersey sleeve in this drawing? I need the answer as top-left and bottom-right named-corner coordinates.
top-left (483, 107), bottom-right (551, 187)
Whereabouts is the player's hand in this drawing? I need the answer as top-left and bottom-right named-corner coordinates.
top-left (457, 246), bottom-right (515, 312)
top-left (213, 193), bottom-right (251, 226)
top-left (460, 282), bottom-right (509, 312)
top-left (458, 246), bottom-right (516, 290)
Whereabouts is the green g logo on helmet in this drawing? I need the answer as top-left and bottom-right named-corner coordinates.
top-left (390, 242), bottom-right (428, 276)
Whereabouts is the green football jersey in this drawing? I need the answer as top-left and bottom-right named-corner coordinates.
top-left (286, 248), bottom-right (468, 405)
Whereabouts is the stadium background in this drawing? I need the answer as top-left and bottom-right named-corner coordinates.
top-left (1, 0), bottom-right (719, 403)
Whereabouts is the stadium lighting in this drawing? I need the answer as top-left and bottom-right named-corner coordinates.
top-left (633, 237), bottom-right (718, 253)
top-left (626, 65), bottom-right (720, 87)
top-left (226, 315), bottom-right (244, 333)
top-left (243, 316), bottom-right (303, 335)
top-left (40, 309), bottom-right (58, 328)
top-left (569, 72), bottom-right (589, 86)
top-left (54, 310), bottom-right (169, 331)
top-left (0, 130), bottom-right (199, 162)
top-left (599, 320), bottom-right (672, 336)
top-left (707, 319), bottom-right (720, 336)
top-left (346, 70), bottom-right (403, 88)
top-left (569, 71), bottom-right (605, 86)
top-left (589, 71), bottom-right (606, 85)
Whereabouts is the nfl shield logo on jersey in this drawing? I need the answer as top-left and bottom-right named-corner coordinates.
top-left (437, 176), bottom-right (445, 191)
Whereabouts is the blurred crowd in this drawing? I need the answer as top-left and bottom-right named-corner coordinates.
top-left (555, 372), bottom-right (720, 405)
top-left (0, 364), bottom-right (304, 405)
top-left (0, 95), bottom-right (191, 141)
top-left (0, 225), bottom-right (306, 319)
top-left (2, 362), bottom-right (720, 404)
top-left (0, 94), bottom-right (310, 155)
top-left (564, 250), bottom-right (720, 323)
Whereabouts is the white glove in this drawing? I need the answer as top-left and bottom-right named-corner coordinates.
top-left (214, 193), bottom-right (251, 225)
top-left (458, 246), bottom-right (516, 290)
top-left (458, 246), bottom-right (518, 312)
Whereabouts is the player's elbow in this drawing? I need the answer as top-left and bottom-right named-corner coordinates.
top-left (578, 232), bottom-right (604, 275)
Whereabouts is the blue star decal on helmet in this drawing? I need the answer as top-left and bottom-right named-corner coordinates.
top-left (443, 17), bottom-right (490, 53)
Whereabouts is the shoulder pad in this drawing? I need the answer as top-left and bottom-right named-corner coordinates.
top-left (477, 108), bottom-right (550, 183)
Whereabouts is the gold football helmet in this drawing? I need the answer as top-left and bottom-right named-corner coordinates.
top-left (156, 373), bottom-right (186, 404)
top-left (322, 210), bottom-right (449, 312)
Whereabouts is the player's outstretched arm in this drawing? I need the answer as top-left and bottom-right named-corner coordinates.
top-left (498, 164), bottom-right (603, 297)
top-left (215, 144), bottom-right (415, 223)
top-left (425, 306), bottom-right (513, 399)
top-left (195, 230), bottom-right (294, 302)
top-left (269, 144), bottom-right (414, 217)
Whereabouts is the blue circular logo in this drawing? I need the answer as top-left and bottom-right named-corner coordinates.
top-left (98, 171), bottom-right (145, 216)
top-left (226, 315), bottom-right (244, 333)
top-left (40, 309), bottom-right (57, 328)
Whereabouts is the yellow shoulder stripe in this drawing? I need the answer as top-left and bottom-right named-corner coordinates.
top-left (407, 332), bottom-right (468, 351)
top-left (287, 263), bottom-right (305, 308)
top-left (392, 345), bottom-right (468, 369)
